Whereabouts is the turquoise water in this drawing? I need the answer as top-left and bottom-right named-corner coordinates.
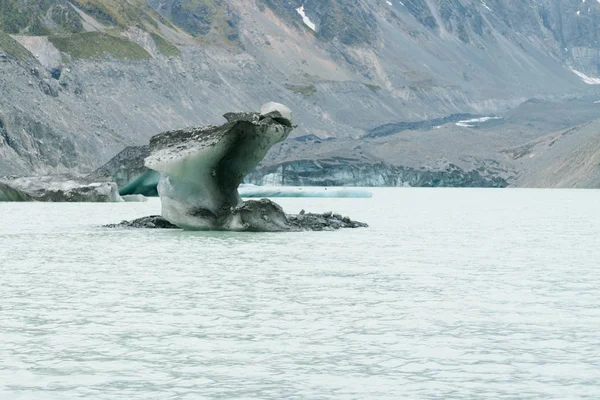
top-left (1, 189), bottom-right (600, 399)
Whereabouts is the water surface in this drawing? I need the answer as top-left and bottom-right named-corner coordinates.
top-left (1, 189), bottom-right (600, 399)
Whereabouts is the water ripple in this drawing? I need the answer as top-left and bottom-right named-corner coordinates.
top-left (1, 189), bottom-right (600, 399)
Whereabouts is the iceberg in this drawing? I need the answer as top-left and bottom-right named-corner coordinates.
top-left (121, 194), bottom-right (149, 202)
top-left (145, 103), bottom-right (294, 231)
top-left (109, 103), bottom-right (368, 232)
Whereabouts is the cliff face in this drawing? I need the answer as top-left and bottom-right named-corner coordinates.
top-left (0, 0), bottom-right (599, 185)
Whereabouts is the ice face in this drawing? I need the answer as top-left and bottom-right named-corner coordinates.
top-left (0, 182), bottom-right (33, 202)
top-left (145, 107), bottom-right (294, 230)
top-left (119, 170), bottom-right (159, 197)
top-left (0, 178), bottom-right (122, 202)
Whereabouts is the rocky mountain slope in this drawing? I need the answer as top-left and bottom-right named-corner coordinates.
top-left (1, 0), bottom-right (599, 186)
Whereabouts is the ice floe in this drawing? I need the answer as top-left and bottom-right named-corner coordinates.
top-left (239, 185), bottom-right (373, 198)
top-left (456, 116), bottom-right (501, 128)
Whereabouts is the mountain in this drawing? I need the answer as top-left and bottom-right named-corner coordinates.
top-left (0, 0), bottom-right (599, 186)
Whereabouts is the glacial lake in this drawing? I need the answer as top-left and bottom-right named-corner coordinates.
top-left (1, 188), bottom-right (600, 399)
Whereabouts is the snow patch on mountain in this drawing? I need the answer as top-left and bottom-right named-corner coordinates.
top-left (571, 68), bottom-right (600, 85)
top-left (296, 5), bottom-right (316, 31)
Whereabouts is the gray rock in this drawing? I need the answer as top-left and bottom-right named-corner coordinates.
top-left (223, 112), bottom-right (259, 123)
top-left (287, 211), bottom-right (368, 232)
top-left (105, 215), bottom-right (179, 229)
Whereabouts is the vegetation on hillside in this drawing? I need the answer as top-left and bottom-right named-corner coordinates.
top-left (49, 31), bottom-right (151, 61)
top-left (364, 83), bottom-right (381, 92)
top-left (150, 32), bottom-right (181, 57)
top-left (0, 0), bottom-right (83, 34)
top-left (0, 30), bottom-right (37, 63)
top-left (285, 84), bottom-right (317, 97)
top-left (0, 0), bottom-right (182, 61)
top-left (70, 0), bottom-right (170, 30)
top-left (147, 0), bottom-right (240, 45)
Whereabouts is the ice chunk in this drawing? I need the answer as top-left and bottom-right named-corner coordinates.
top-left (239, 185), bottom-right (373, 198)
top-left (121, 194), bottom-right (149, 202)
top-left (145, 108), bottom-right (294, 230)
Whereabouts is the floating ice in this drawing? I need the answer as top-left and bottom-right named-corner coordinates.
top-left (134, 103), bottom-right (368, 231)
top-left (144, 104), bottom-right (294, 230)
top-left (239, 185), bottom-right (373, 198)
top-left (121, 194), bottom-right (149, 202)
